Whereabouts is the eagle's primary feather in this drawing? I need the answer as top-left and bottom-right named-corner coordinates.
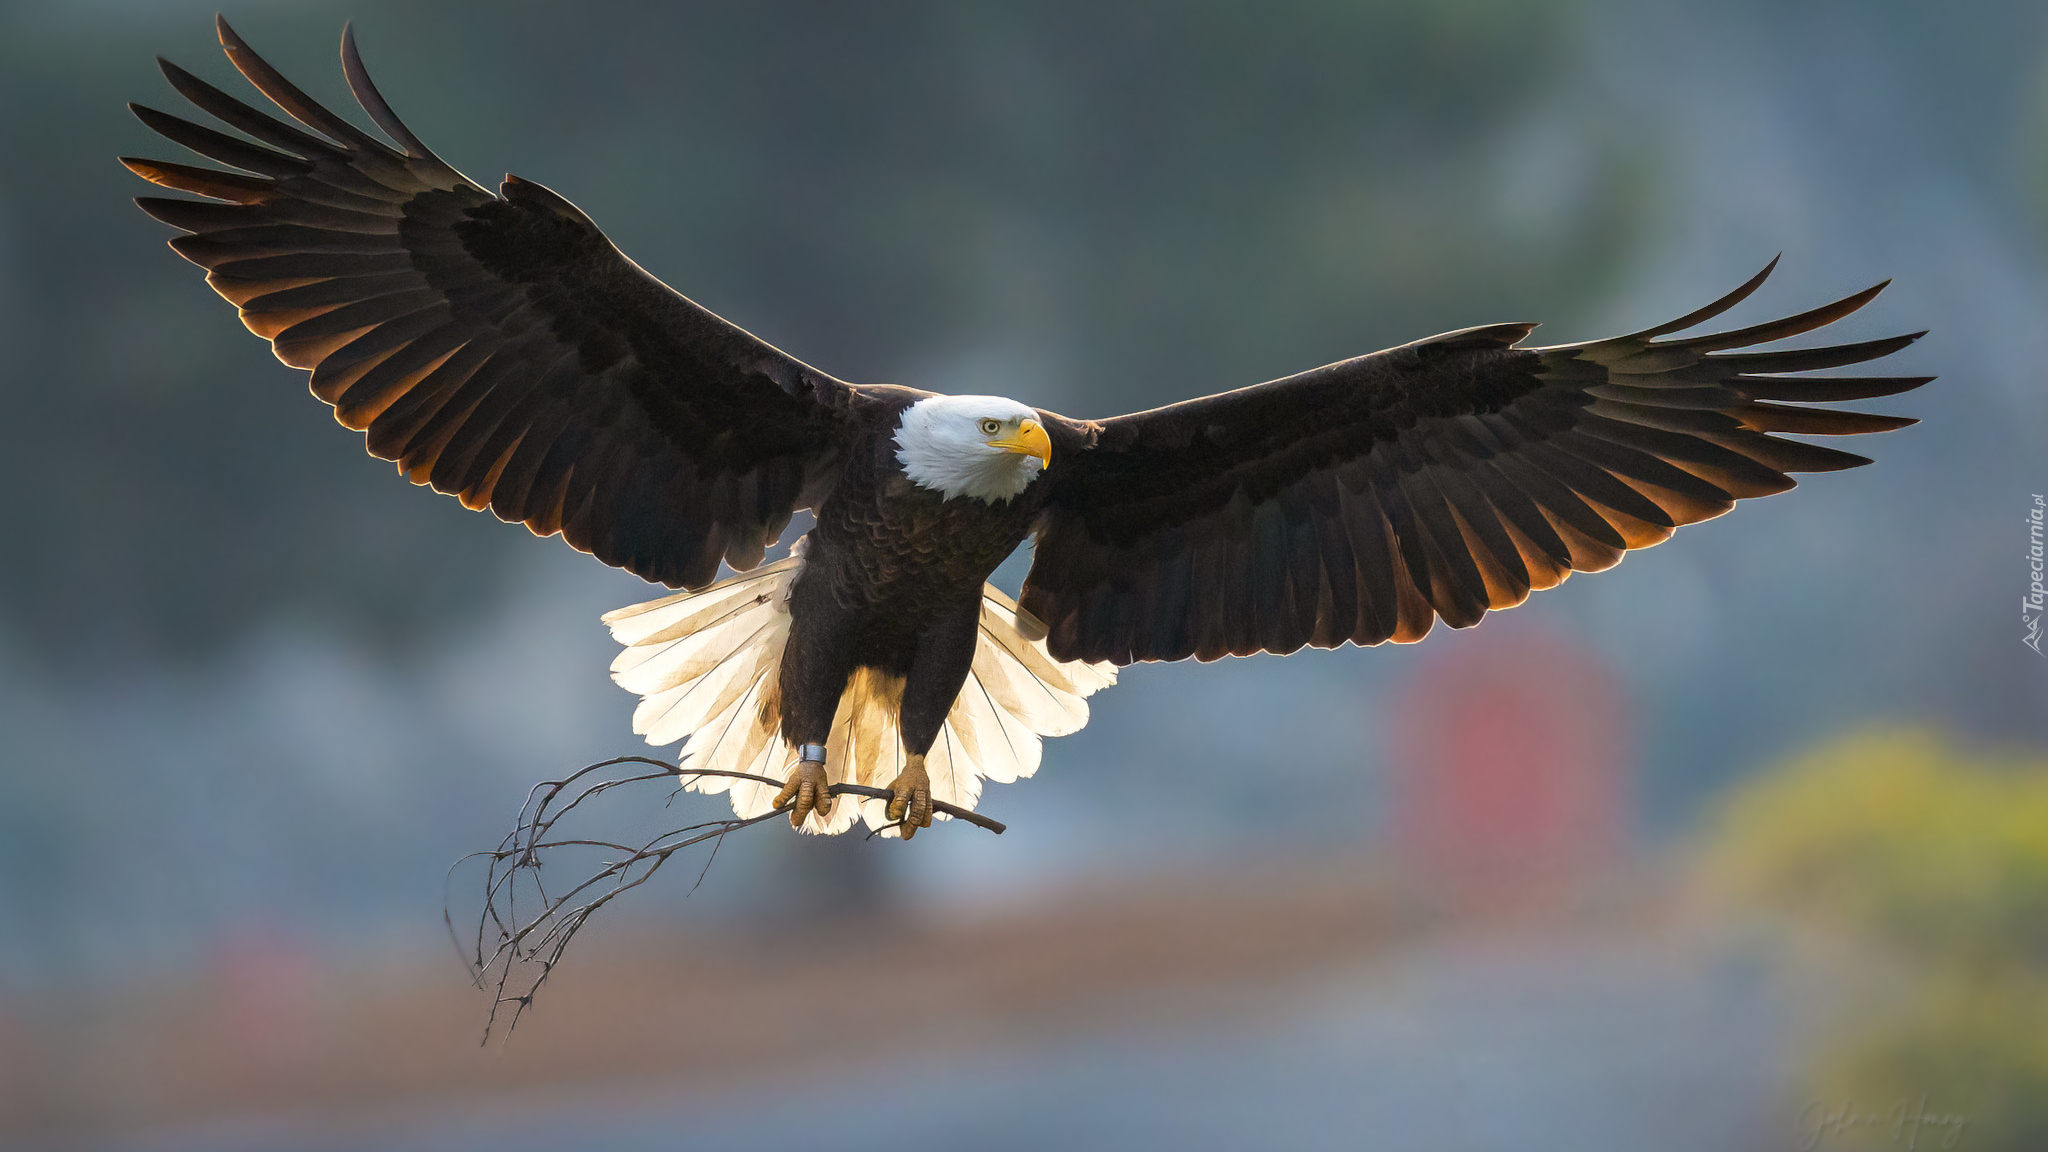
top-left (127, 19), bottom-right (1931, 835)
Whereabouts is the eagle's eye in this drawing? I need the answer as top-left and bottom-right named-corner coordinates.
top-left (979, 418), bottom-right (1003, 436)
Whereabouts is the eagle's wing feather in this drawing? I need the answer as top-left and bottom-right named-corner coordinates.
top-left (126, 19), bottom-right (852, 588)
top-left (1022, 259), bottom-right (1931, 664)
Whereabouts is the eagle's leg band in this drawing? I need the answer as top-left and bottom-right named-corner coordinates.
top-left (797, 743), bottom-right (827, 764)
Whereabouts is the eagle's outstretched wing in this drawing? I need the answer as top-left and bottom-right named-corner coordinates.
top-left (1023, 260), bottom-right (1931, 665)
top-left (126, 18), bottom-right (851, 588)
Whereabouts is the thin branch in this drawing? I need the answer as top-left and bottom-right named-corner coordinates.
top-left (448, 753), bottom-right (1004, 1042)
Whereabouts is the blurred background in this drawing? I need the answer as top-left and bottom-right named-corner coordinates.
top-left (1, 0), bottom-right (2044, 1148)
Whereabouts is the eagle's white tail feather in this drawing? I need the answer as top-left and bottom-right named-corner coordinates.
top-left (602, 554), bottom-right (1116, 836)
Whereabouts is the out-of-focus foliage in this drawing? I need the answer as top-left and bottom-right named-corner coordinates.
top-left (1700, 729), bottom-right (2048, 967)
top-left (1696, 728), bottom-right (2048, 1150)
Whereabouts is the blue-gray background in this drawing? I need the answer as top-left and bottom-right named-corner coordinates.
top-left (0, 1), bottom-right (2042, 1147)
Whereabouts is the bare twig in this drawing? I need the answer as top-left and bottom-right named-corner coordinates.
top-left (448, 754), bottom-right (1004, 1042)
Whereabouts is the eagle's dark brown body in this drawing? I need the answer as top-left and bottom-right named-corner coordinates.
top-left (781, 394), bottom-right (1059, 756)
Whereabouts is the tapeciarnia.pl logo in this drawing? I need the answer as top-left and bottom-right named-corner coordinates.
top-left (2027, 494), bottom-right (2045, 655)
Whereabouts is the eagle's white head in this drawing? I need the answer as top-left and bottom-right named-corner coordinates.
top-left (894, 395), bottom-right (1052, 503)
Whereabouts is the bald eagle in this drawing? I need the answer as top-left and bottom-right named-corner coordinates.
top-left (128, 21), bottom-right (1930, 838)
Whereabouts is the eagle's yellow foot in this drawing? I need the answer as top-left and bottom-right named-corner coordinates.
top-left (774, 760), bottom-right (834, 829)
top-left (885, 758), bottom-right (934, 840)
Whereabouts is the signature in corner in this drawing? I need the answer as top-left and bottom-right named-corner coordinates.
top-left (1798, 1095), bottom-right (1970, 1151)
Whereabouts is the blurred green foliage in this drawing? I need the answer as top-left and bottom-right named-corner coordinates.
top-left (1697, 729), bottom-right (2048, 1150)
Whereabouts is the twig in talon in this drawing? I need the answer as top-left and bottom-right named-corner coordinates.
top-left (610, 756), bottom-right (1009, 834)
top-left (822, 781), bottom-right (1007, 835)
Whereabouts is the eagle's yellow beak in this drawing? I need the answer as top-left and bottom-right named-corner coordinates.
top-left (989, 418), bottom-right (1052, 467)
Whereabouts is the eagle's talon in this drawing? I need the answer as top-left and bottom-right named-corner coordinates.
top-left (774, 760), bottom-right (833, 829)
top-left (884, 760), bottom-right (933, 840)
